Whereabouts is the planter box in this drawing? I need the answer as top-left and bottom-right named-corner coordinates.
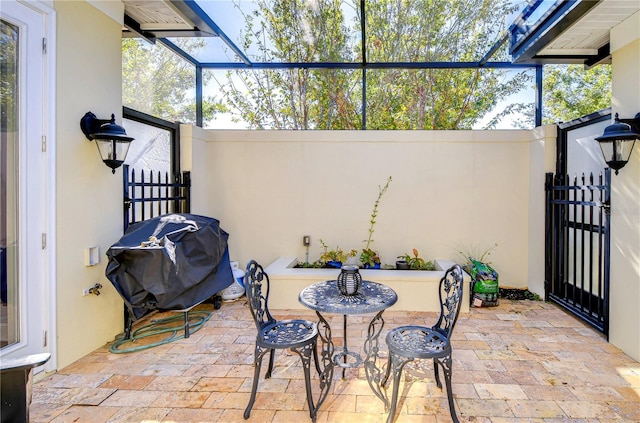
top-left (265, 257), bottom-right (470, 313)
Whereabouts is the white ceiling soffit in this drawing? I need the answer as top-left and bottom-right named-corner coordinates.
top-left (123, 0), bottom-right (193, 31)
top-left (539, 0), bottom-right (640, 57)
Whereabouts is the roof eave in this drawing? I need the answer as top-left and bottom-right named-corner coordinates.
top-left (509, 0), bottom-right (602, 65)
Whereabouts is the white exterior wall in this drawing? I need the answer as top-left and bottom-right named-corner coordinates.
top-left (182, 128), bottom-right (548, 294)
top-left (54, 1), bottom-right (125, 369)
top-left (528, 124), bottom-right (557, 296)
top-left (608, 11), bottom-right (640, 362)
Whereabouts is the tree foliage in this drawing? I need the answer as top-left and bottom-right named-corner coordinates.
top-left (215, 0), bottom-right (360, 129)
top-left (213, 0), bottom-right (532, 129)
top-left (542, 64), bottom-right (611, 124)
top-left (122, 38), bottom-right (226, 124)
top-left (364, 0), bottom-right (529, 129)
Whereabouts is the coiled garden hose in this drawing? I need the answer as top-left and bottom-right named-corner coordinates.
top-left (109, 310), bottom-right (212, 353)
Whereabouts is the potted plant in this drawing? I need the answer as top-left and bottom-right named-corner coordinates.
top-left (360, 176), bottom-right (392, 269)
top-left (360, 248), bottom-right (381, 269)
top-left (397, 248), bottom-right (436, 270)
top-left (458, 243), bottom-right (499, 307)
top-left (319, 239), bottom-right (356, 268)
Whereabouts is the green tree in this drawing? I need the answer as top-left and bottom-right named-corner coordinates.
top-left (542, 64), bottom-right (611, 124)
top-left (214, 0), bottom-right (532, 129)
top-left (364, 0), bottom-right (528, 129)
top-left (216, 0), bottom-right (360, 129)
top-left (122, 38), bottom-right (226, 124)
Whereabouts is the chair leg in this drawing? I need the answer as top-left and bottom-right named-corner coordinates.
top-left (293, 344), bottom-right (317, 422)
top-left (433, 358), bottom-right (442, 389)
top-left (265, 349), bottom-right (275, 379)
top-left (436, 355), bottom-right (459, 423)
top-left (386, 352), bottom-right (412, 423)
top-left (244, 344), bottom-right (267, 420)
top-left (313, 340), bottom-right (321, 376)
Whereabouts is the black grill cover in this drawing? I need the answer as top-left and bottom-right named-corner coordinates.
top-left (106, 214), bottom-right (233, 320)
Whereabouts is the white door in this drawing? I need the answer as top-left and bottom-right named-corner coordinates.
top-left (1, 0), bottom-right (53, 368)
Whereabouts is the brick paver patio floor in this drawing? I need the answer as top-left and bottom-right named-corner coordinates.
top-left (31, 298), bottom-right (640, 422)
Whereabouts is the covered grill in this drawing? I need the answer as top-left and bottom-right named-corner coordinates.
top-left (106, 214), bottom-right (233, 321)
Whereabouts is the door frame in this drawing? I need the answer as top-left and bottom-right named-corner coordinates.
top-left (1, 0), bottom-right (57, 372)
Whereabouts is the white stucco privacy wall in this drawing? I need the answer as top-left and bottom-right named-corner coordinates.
top-left (608, 11), bottom-right (640, 362)
top-left (527, 124), bottom-right (558, 296)
top-left (54, 1), bottom-right (126, 369)
top-left (182, 127), bottom-right (550, 295)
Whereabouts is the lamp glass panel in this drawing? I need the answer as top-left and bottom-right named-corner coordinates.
top-left (95, 139), bottom-right (131, 163)
top-left (598, 140), bottom-right (613, 163)
top-left (599, 139), bottom-right (635, 163)
top-left (613, 139), bottom-right (634, 162)
top-left (115, 140), bottom-right (131, 162)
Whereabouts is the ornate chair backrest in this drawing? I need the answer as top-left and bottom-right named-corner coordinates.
top-left (245, 260), bottom-right (275, 333)
top-left (433, 264), bottom-right (464, 341)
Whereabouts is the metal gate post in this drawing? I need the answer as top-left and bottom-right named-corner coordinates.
top-left (544, 172), bottom-right (554, 301)
top-left (603, 168), bottom-right (611, 337)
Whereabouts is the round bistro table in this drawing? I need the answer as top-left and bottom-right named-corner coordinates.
top-left (299, 279), bottom-right (397, 400)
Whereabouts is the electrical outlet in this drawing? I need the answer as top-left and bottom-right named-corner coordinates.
top-left (303, 235), bottom-right (311, 246)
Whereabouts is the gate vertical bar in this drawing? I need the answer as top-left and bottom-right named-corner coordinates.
top-left (597, 172), bottom-right (603, 318)
top-left (150, 170), bottom-right (155, 219)
top-left (557, 175), bottom-right (564, 300)
top-left (588, 173), bottom-right (595, 315)
top-left (123, 164), bottom-right (131, 231)
top-left (164, 171), bottom-right (170, 215)
top-left (556, 173), bottom-right (566, 300)
top-left (580, 173), bottom-right (586, 311)
top-left (603, 168), bottom-right (611, 337)
top-left (183, 171), bottom-right (191, 213)
top-left (155, 171), bottom-right (160, 217)
top-left (571, 174), bottom-right (577, 305)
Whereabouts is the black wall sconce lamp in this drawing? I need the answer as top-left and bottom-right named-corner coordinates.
top-left (595, 112), bottom-right (639, 175)
top-left (80, 112), bottom-right (134, 174)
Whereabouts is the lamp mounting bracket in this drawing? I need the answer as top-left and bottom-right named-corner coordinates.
top-left (617, 112), bottom-right (640, 134)
top-left (80, 111), bottom-right (113, 141)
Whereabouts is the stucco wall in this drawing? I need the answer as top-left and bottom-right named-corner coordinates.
top-left (608, 11), bottom-right (640, 362)
top-left (182, 127), bottom-right (547, 293)
top-left (54, 1), bottom-right (125, 369)
top-left (527, 124), bottom-right (557, 296)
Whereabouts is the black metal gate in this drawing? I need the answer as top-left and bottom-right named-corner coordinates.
top-left (544, 169), bottom-right (610, 335)
top-left (123, 165), bottom-right (191, 230)
top-left (121, 107), bottom-right (190, 231)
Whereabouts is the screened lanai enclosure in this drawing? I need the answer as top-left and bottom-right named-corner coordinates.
top-left (114, 0), bottom-right (639, 336)
top-left (120, 0), bottom-right (622, 130)
top-left (121, 0), bottom-right (577, 130)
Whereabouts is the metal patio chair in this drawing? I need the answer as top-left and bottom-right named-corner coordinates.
top-left (243, 260), bottom-right (322, 422)
top-left (382, 264), bottom-right (464, 423)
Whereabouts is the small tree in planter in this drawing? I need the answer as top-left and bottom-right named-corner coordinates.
top-left (360, 176), bottom-right (392, 269)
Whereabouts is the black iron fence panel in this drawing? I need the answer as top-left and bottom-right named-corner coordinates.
top-left (123, 164), bottom-right (191, 231)
top-left (545, 170), bottom-right (610, 335)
